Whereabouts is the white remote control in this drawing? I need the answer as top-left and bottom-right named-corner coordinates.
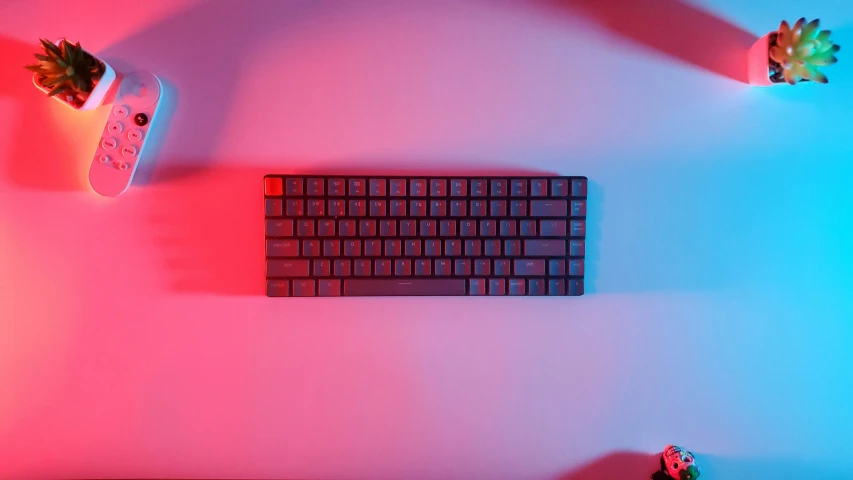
top-left (88, 71), bottom-right (163, 197)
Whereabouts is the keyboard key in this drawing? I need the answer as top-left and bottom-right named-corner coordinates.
top-left (394, 259), bottom-right (412, 275)
top-left (415, 259), bottom-right (432, 275)
top-left (349, 178), bottom-right (366, 196)
top-left (302, 239), bottom-right (320, 256)
top-left (494, 259), bottom-right (511, 276)
top-left (528, 278), bottom-right (546, 295)
top-left (359, 219), bottom-right (377, 236)
top-left (531, 179), bottom-right (548, 196)
top-left (520, 220), bottom-right (537, 236)
top-left (455, 259), bottom-right (472, 275)
top-left (323, 240), bottom-right (341, 256)
top-left (440, 220), bottom-right (457, 236)
top-left (380, 220), bottom-right (397, 236)
top-left (480, 220), bottom-right (497, 236)
top-left (410, 200), bottom-right (427, 216)
top-left (339, 219), bottom-right (356, 236)
top-left (460, 220), bottom-right (477, 236)
top-left (490, 179), bottom-right (507, 196)
top-left (511, 179), bottom-right (528, 197)
top-left (475, 259), bottom-right (490, 275)
top-left (549, 259), bottom-right (565, 275)
top-left (344, 239), bottom-right (362, 256)
top-left (390, 179), bottom-right (407, 196)
top-left (410, 179), bottom-right (427, 196)
top-left (314, 260), bottom-right (331, 276)
top-left (265, 198), bottom-right (283, 216)
top-left (307, 199), bottom-right (325, 216)
top-left (344, 279), bottom-right (465, 296)
top-left (328, 178), bottom-right (346, 196)
top-left (307, 178), bottom-right (325, 196)
top-left (514, 259), bottom-right (545, 276)
top-left (364, 239), bottom-right (382, 256)
top-left (319, 219), bottom-right (336, 236)
top-left (568, 279), bottom-right (584, 296)
top-left (551, 179), bottom-right (569, 196)
top-left (266, 219), bottom-right (293, 237)
top-left (489, 278), bottom-right (506, 295)
top-left (430, 200), bottom-right (447, 217)
top-left (451, 179), bottom-right (467, 196)
top-left (292, 279), bottom-right (315, 296)
top-left (465, 240), bottom-right (482, 256)
top-left (570, 220), bottom-right (586, 237)
top-left (510, 200), bottom-right (527, 217)
top-left (405, 240), bottom-right (422, 256)
top-left (265, 177), bottom-right (283, 196)
top-left (267, 240), bottom-right (299, 257)
top-left (267, 259), bottom-right (310, 276)
top-left (470, 200), bottom-right (487, 216)
top-left (329, 199), bottom-right (346, 216)
top-left (385, 239), bottom-right (402, 256)
top-left (319, 279), bottom-right (341, 296)
top-left (430, 179), bottom-right (447, 196)
top-left (540, 220), bottom-right (567, 236)
top-left (500, 220), bottom-right (516, 236)
top-left (297, 219), bottom-right (315, 236)
top-left (390, 200), bottom-right (407, 216)
top-left (484, 239), bottom-right (501, 256)
top-left (286, 199), bottom-right (304, 216)
top-left (508, 278), bottom-right (526, 295)
top-left (425, 240), bottom-right (442, 256)
top-left (370, 200), bottom-right (387, 217)
top-left (569, 259), bottom-right (584, 276)
top-left (435, 259), bottom-right (452, 275)
top-left (450, 200), bottom-right (467, 217)
top-left (334, 260), bottom-right (352, 276)
top-left (419, 219), bottom-right (437, 237)
top-left (504, 240), bottom-right (521, 256)
top-left (267, 280), bottom-right (290, 296)
top-left (471, 180), bottom-right (488, 197)
top-left (490, 200), bottom-right (507, 216)
top-left (354, 259), bottom-right (372, 276)
top-left (524, 240), bottom-right (566, 256)
top-left (286, 178), bottom-right (303, 196)
top-left (569, 240), bottom-right (585, 256)
top-left (349, 199), bottom-right (366, 216)
top-left (369, 179), bottom-right (387, 196)
top-left (548, 279), bottom-right (565, 295)
top-left (571, 199), bottom-right (587, 216)
top-left (469, 278), bottom-right (486, 295)
top-left (445, 239), bottom-right (462, 256)
top-left (531, 200), bottom-right (567, 217)
top-left (374, 259), bottom-right (392, 276)
top-left (571, 178), bottom-right (587, 196)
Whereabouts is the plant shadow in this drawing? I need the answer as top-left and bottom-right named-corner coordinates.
top-left (559, 451), bottom-right (661, 480)
top-left (143, 161), bottom-right (588, 296)
top-left (543, 0), bottom-right (757, 83)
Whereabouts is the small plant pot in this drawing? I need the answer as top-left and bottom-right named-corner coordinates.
top-left (747, 32), bottom-right (779, 86)
top-left (31, 38), bottom-right (116, 110)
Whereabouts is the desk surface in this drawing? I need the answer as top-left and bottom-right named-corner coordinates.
top-left (2, 1), bottom-right (852, 479)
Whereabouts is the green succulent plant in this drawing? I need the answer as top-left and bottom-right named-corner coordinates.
top-left (25, 38), bottom-right (105, 103)
top-left (771, 18), bottom-right (840, 84)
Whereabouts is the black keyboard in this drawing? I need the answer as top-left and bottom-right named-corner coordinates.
top-left (264, 175), bottom-right (588, 296)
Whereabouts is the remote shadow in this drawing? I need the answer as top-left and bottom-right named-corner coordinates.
top-left (559, 451), bottom-right (660, 480)
top-left (543, 0), bottom-right (757, 83)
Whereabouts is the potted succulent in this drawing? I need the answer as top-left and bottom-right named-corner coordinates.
top-left (748, 17), bottom-right (840, 86)
top-left (25, 38), bottom-right (116, 110)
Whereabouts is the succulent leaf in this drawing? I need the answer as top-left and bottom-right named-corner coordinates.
top-left (772, 18), bottom-right (840, 85)
top-left (26, 37), bottom-right (105, 101)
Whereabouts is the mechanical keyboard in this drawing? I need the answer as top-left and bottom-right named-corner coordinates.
top-left (264, 175), bottom-right (588, 296)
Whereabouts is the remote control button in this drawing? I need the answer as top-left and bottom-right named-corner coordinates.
top-left (121, 145), bottom-right (138, 158)
top-left (133, 113), bottom-right (149, 126)
top-left (128, 129), bottom-right (144, 142)
top-left (107, 122), bottom-right (123, 134)
top-left (119, 72), bottom-right (161, 109)
top-left (99, 154), bottom-right (110, 164)
top-left (119, 163), bottom-right (130, 171)
top-left (101, 138), bottom-right (118, 150)
top-left (113, 105), bottom-right (129, 118)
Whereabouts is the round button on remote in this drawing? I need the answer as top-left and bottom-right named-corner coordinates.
top-left (119, 163), bottom-right (130, 171)
top-left (99, 154), bottom-right (111, 164)
top-left (133, 113), bottom-right (149, 127)
top-left (128, 129), bottom-right (144, 142)
top-left (107, 121), bottom-right (123, 135)
top-left (118, 71), bottom-right (161, 109)
top-left (113, 105), bottom-right (129, 118)
top-left (101, 138), bottom-right (118, 150)
top-left (121, 145), bottom-right (138, 158)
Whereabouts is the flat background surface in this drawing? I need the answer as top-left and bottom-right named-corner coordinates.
top-left (2, 1), bottom-right (852, 479)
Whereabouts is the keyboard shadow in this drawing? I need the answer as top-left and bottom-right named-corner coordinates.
top-left (145, 162), bottom-right (581, 296)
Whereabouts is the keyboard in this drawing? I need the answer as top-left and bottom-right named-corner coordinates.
top-left (264, 175), bottom-right (588, 297)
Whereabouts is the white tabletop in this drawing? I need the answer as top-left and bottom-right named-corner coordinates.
top-left (1, 0), bottom-right (852, 479)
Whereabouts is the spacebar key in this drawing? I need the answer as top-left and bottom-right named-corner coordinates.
top-left (344, 279), bottom-right (466, 296)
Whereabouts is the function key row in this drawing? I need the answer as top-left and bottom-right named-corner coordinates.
top-left (265, 198), bottom-right (586, 218)
top-left (264, 177), bottom-right (587, 198)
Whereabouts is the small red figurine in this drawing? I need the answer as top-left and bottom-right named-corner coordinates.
top-left (654, 444), bottom-right (700, 480)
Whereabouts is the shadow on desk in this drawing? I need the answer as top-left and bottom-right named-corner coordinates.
top-left (143, 162), bottom-right (575, 296)
top-left (559, 451), bottom-right (660, 480)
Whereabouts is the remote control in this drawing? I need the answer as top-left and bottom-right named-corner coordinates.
top-left (88, 71), bottom-right (163, 197)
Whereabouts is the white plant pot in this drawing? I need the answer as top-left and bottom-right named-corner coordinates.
top-left (31, 38), bottom-right (116, 110)
top-left (747, 33), bottom-right (776, 86)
